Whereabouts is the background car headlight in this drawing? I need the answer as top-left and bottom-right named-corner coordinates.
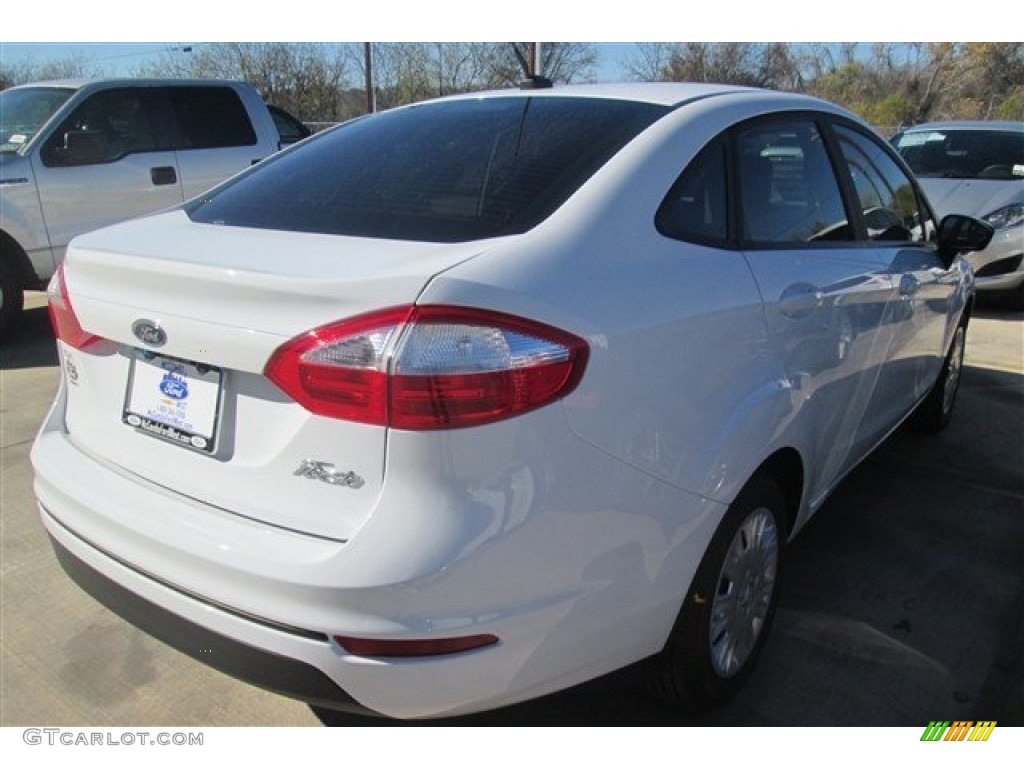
top-left (983, 203), bottom-right (1024, 230)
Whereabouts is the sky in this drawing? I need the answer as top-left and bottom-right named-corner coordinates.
top-left (1, 0), bottom-right (1004, 77)
top-left (1, 42), bottom-right (637, 82)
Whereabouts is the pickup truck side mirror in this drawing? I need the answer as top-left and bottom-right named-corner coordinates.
top-left (937, 214), bottom-right (994, 265)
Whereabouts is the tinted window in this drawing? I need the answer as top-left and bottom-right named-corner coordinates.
top-left (269, 105), bottom-right (312, 144)
top-left (187, 97), bottom-right (668, 243)
top-left (42, 88), bottom-right (159, 166)
top-left (837, 125), bottom-right (932, 243)
top-left (736, 120), bottom-right (851, 243)
top-left (895, 128), bottom-right (1024, 180)
top-left (166, 87), bottom-right (257, 149)
top-left (656, 140), bottom-right (727, 243)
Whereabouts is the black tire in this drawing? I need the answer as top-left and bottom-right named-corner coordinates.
top-left (911, 321), bottom-right (967, 433)
top-left (0, 259), bottom-right (25, 341)
top-left (652, 473), bottom-right (786, 711)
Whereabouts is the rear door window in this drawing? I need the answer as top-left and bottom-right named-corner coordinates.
top-left (735, 119), bottom-right (852, 244)
top-left (164, 86), bottom-right (257, 149)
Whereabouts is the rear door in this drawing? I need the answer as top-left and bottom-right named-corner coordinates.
top-left (733, 116), bottom-right (902, 502)
top-left (31, 87), bottom-right (183, 262)
top-left (165, 86), bottom-right (271, 197)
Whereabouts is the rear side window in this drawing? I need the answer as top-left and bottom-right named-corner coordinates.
top-left (656, 139), bottom-right (727, 243)
top-left (836, 125), bottom-right (933, 243)
top-left (187, 97), bottom-right (668, 243)
top-left (736, 120), bottom-right (852, 244)
top-left (166, 87), bottom-right (257, 149)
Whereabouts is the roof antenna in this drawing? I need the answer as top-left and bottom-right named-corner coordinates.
top-left (520, 42), bottom-right (553, 89)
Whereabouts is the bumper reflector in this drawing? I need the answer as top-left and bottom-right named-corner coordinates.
top-left (333, 633), bottom-right (499, 657)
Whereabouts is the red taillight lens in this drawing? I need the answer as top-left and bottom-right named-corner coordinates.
top-left (264, 306), bottom-right (412, 424)
top-left (46, 264), bottom-right (101, 350)
top-left (264, 305), bottom-right (589, 430)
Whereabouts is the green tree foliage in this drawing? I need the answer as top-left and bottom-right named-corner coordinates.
top-left (635, 42), bottom-right (1024, 130)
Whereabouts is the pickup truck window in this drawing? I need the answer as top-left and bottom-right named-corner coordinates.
top-left (0, 87), bottom-right (74, 153)
top-left (41, 88), bottom-right (161, 167)
top-left (166, 87), bottom-right (257, 149)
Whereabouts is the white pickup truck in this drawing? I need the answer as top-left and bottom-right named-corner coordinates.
top-left (0, 78), bottom-right (309, 337)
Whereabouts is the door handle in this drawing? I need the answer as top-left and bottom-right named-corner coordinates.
top-left (899, 274), bottom-right (920, 297)
top-left (779, 283), bottom-right (825, 318)
top-left (150, 166), bottom-right (177, 186)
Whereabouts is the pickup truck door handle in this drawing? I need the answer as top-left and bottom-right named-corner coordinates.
top-left (779, 283), bottom-right (825, 318)
top-left (150, 166), bottom-right (177, 186)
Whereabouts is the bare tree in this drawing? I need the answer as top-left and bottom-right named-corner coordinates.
top-left (495, 43), bottom-right (597, 85)
top-left (624, 43), bottom-right (674, 82)
top-left (1, 54), bottom-right (97, 90)
top-left (142, 43), bottom-right (355, 121)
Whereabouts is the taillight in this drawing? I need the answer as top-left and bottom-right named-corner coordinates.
top-left (264, 305), bottom-right (589, 430)
top-left (46, 264), bottom-right (101, 350)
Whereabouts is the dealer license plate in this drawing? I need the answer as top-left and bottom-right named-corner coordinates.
top-left (122, 351), bottom-right (223, 453)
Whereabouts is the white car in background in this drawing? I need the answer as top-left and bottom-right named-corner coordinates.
top-left (33, 83), bottom-right (992, 719)
top-left (893, 121), bottom-right (1024, 305)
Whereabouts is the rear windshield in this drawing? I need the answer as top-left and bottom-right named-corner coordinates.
top-left (894, 128), bottom-right (1024, 181)
top-left (186, 97), bottom-right (669, 242)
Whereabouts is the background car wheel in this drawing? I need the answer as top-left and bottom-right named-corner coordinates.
top-left (652, 473), bottom-right (786, 711)
top-left (911, 321), bottom-right (967, 433)
top-left (0, 260), bottom-right (25, 340)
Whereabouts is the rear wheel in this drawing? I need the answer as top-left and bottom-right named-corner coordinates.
top-left (653, 473), bottom-right (785, 710)
top-left (911, 322), bottom-right (967, 432)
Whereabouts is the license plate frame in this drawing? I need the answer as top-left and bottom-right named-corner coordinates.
top-left (122, 350), bottom-right (224, 454)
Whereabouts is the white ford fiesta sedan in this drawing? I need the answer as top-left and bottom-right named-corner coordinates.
top-left (32, 82), bottom-right (993, 719)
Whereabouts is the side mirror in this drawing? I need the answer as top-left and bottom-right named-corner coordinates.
top-left (937, 214), bottom-right (994, 264)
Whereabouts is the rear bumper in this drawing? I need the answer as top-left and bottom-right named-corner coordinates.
top-left (32, 383), bottom-right (725, 719)
top-left (47, 528), bottom-right (372, 715)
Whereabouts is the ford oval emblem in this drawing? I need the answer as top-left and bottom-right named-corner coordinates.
top-left (132, 319), bottom-right (167, 347)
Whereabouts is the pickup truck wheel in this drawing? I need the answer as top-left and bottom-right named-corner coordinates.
top-left (0, 261), bottom-right (24, 340)
top-left (652, 473), bottom-right (785, 710)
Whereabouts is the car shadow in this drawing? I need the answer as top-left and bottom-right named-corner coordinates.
top-left (973, 299), bottom-right (1024, 321)
top-left (309, 667), bottom-right (711, 726)
top-left (0, 305), bottom-right (58, 371)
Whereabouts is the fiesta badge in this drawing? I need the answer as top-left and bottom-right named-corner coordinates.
top-left (132, 319), bottom-right (167, 348)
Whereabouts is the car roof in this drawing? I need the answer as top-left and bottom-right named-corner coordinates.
top-left (6, 77), bottom-right (249, 91)
top-left (900, 120), bottom-right (1024, 133)
top-left (432, 81), bottom-right (823, 109)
